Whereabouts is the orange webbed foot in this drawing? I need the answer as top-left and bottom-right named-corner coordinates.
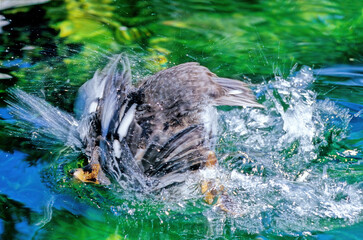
top-left (72, 163), bottom-right (110, 185)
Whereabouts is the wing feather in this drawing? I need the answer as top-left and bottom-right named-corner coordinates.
top-left (213, 77), bottom-right (264, 108)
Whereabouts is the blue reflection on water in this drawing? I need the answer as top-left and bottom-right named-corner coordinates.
top-left (0, 150), bottom-right (49, 212)
top-left (2, 59), bottom-right (32, 68)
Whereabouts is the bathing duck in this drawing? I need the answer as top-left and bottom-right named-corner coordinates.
top-left (72, 55), bottom-right (262, 191)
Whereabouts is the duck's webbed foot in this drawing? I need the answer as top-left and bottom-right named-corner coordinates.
top-left (72, 163), bottom-right (111, 185)
top-left (72, 146), bottom-right (111, 185)
top-left (201, 151), bottom-right (223, 203)
top-left (201, 151), bottom-right (234, 213)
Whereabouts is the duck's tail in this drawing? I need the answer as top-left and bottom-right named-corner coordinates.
top-left (213, 77), bottom-right (264, 108)
top-left (6, 88), bottom-right (82, 150)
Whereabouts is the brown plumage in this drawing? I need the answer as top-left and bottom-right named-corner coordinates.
top-left (73, 55), bottom-right (262, 190)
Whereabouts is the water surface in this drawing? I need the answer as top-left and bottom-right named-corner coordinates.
top-left (0, 0), bottom-right (362, 239)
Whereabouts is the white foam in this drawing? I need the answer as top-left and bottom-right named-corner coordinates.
top-left (200, 105), bottom-right (218, 138)
top-left (211, 66), bottom-right (362, 233)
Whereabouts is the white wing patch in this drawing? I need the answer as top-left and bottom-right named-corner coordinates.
top-left (113, 139), bottom-right (122, 158)
top-left (117, 104), bottom-right (137, 140)
top-left (228, 90), bottom-right (243, 95)
top-left (88, 101), bottom-right (98, 114)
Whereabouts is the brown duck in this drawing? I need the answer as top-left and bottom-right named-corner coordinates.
top-left (63, 55), bottom-right (260, 194)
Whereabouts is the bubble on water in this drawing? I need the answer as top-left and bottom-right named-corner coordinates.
top-left (208, 65), bottom-right (363, 234)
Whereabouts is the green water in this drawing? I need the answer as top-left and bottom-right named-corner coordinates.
top-left (0, 0), bottom-right (362, 239)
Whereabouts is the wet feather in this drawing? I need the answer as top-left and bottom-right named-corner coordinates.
top-left (7, 54), bottom-right (262, 190)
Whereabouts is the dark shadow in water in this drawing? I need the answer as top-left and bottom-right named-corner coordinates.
top-left (0, 194), bottom-right (32, 240)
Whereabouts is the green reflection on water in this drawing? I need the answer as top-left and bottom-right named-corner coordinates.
top-left (1, 0), bottom-right (362, 99)
top-left (0, 0), bottom-right (362, 239)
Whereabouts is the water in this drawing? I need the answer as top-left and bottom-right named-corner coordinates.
top-left (1, 64), bottom-right (362, 239)
top-left (214, 66), bottom-right (362, 234)
top-left (1, 1), bottom-right (362, 239)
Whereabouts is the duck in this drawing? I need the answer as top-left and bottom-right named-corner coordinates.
top-left (72, 54), bottom-right (263, 193)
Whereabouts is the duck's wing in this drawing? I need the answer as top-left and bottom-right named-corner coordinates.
top-left (75, 54), bottom-right (133, 147)
top-left (74, 54), bottom-right (148, 187)
top-left (137, 124), bottom-right (209, 188)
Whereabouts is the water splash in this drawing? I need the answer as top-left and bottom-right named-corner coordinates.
top-left (103, 65), bottom-right (361, 236)
top-left (6, 63), bottom-right (361, 236)
top-left (204, 66), bottom-right (362, 234)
